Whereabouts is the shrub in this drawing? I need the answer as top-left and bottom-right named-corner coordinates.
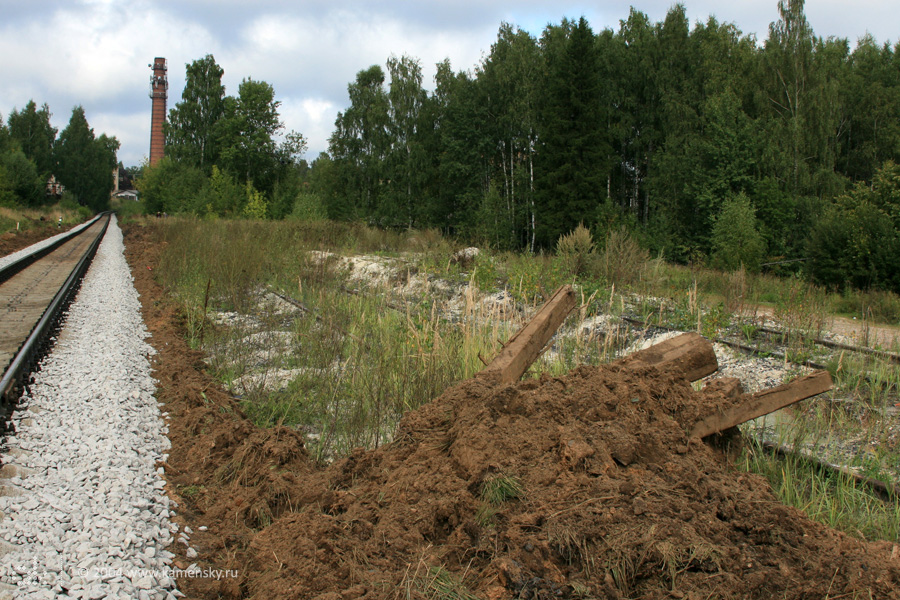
top-left (556, 223), bottom-right (595, 276)
top-left (711, 193), bottom-right (765, 272)
top-left (290, 192), bottom-right (327, 221)
top-left (595, 227), bottom-right (649, 287)
top-left (243, 183), bottom-right (268, 219)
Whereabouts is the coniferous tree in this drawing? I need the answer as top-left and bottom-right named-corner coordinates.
top-left (535, 17), bottom-right (604, 248)
top-left (430, 61), bottom-right (491, 236)
top-left (0, 150), bottom-right (43, 205)
top-left (7, 101), bottom-right (57, 178)
top-left (302, 4), bottom-right (900, 291)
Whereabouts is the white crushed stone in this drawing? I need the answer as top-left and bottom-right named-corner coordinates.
top-left (0, 218), bottom-right (98, 270)
top-left (623, 330), bottom-right (681, 355)
top-left (711, 342), bottom-right (800, 393)
top-left (0, 216), bottom-right (181, 599)
top-left (308, 251), bottom-right (401, 287)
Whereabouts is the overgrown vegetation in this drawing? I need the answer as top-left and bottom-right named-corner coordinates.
top-left (0, 201), bottom-right (91, 235)
top-left (741, 440), bottom-right (900, 543)
top-left (154, 219), bottom-right (625, 461)
top-left (150, 215), bottom-right (900, 545)
top-left (137, 54), bottom-right (307, 220)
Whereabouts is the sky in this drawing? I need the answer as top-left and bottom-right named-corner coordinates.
top-left (0, 0), bottom-right (896, 168)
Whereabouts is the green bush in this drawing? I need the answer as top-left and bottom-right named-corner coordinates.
top-left (595, 227), bottom-right (649, 287)
top-left (198, 166), bottom-right (244, 216)
top-left (290, 192), bottom-right (327, 221)
top-left (556, 223), bottom-right (595, 276)
top-left (136, 157), bottom-right (206, 215)
top-left (711, 193), bottom-right (765, 272)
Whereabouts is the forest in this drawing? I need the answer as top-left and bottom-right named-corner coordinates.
top-left (143, 0), bottom-right (899, 293)
top-left (0, 102), bottom-right (119, 213)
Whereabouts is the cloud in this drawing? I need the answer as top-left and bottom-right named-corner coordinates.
top-left (91, 111), bottom-right (152, 166)
top-left (0, 1), bottom-right (221, 164)
top-left (207, 8), bottom-right (496, 159)
top-left (278, 97), bottom-right (338, 159)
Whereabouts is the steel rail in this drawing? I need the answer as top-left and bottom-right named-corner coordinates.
top-left (754, 325), bottom-right (900, 365)
top-left (0, 214), bottom-right (103, 286)
top-left (0, 213), bottom-right (112, 414)
top-left (759, 440), bottom-right (899, 501)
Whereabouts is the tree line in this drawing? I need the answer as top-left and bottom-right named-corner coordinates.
top-left (314, 0), bottom-right (900, 292)
top-left (0, 102), bottom-right (119, 212)
top-left (143, 0), bottom-right (900, 293)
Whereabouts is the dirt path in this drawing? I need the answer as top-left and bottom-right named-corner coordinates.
top-left (750, 305), bottom-right (900, 349)
top-left (0, 223), bottom-right (77, 258)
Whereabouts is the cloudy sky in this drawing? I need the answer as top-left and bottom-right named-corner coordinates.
top-left (1, 0), bottom-right (896, 168)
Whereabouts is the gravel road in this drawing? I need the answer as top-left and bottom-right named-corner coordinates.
top-left (0, 217), bottom-right (182, 600)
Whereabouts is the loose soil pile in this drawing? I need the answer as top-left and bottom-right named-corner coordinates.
top-left (123, 223), bottom-right (900, 600)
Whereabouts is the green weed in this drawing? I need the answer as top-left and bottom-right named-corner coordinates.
top-left (151, 216), bottom-right (900, 545)
top-left (740, 439), bottom-right (900, 543)
top-left (480, 474), bottom-right (523, 505)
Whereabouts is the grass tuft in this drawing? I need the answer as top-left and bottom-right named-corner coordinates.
top-left (480, 474), bottom-right (523, 505)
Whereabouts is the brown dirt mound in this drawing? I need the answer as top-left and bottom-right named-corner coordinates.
top-left (245, 368), bottom-right (899, 599)
top-left (123, 223), bottom-right (900, 600)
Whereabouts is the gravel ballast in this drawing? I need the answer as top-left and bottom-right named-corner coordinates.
top-left (0, 217), bottom-right (182, 599)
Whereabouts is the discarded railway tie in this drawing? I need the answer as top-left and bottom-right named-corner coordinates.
top-left (477, 284), bottom-right (833, 444)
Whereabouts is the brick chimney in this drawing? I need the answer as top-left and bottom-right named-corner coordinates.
top-left (148, 57), bottom-right (167, 166)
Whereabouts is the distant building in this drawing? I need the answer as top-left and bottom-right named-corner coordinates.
top-left (113, 164), bottom-right (135, 192)
top-left (46, 175), bottom-right (64, 198)
top-left (115, 190), bottom-right (139, 202)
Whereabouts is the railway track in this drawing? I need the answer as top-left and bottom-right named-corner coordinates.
top-left (621, 314), bottom-right (900, 499)
top-left (622, 315), bottom-right (900, 370)
top-left (0, 213), bottom-right (111, 420)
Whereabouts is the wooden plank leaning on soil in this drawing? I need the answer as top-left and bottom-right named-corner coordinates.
top-left (691, 370), bottom-right (833, 439)
top-left (477, 292), bottom-right (721, 387)
top-left (477, 284), bottom-right (577, 386)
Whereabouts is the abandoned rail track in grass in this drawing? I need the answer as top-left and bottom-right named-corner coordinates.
top-left (0, 213), bottom-right (111, 418)
top-left (622, 314), bottom-right (900, 501)
top-left (619, 315), bottom-right (894, 371)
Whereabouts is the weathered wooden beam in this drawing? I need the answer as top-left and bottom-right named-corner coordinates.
top-left (699, 377), bottom-right (746, 455)
top-left (615, 332), bottom-right (719, 382)
top-left (691, 370), bottom-right (833, 439)
top-left (477, 284), bottom-right (576, 386)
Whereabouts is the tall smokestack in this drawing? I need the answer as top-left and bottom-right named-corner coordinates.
top-left (148, 57), bottom-right (167, 166)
